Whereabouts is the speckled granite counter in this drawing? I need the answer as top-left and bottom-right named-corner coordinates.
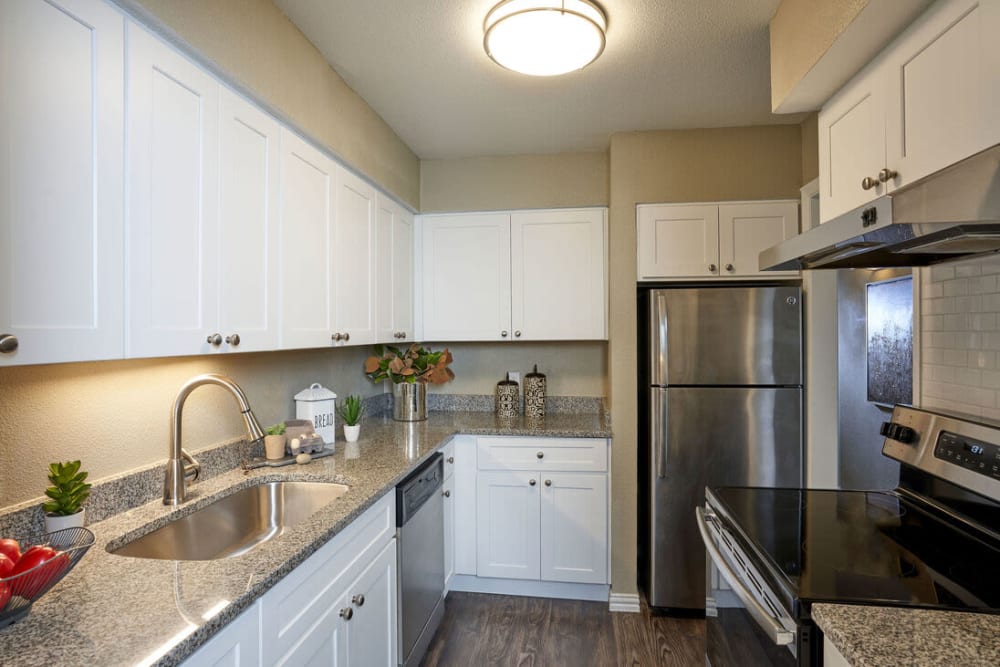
top-left (813, 603), bottom-right (1000, 666)
top-left (0, 410), bottom-right (610, 666)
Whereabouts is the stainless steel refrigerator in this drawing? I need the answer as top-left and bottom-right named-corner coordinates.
top-left (644, 285), bottom-right (803, 611)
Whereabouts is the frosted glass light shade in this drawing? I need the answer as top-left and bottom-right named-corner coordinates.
top-left (484, 0), bottom-right (607, 77)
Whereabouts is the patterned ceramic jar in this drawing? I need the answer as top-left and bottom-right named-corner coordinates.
top-left (496, 376), bottom-right (520, 418)
top-left (524, 365), bottom-right (547, 418)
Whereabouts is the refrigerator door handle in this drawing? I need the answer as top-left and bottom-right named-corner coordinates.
top-left (652, 391), bottom-right (667, 478)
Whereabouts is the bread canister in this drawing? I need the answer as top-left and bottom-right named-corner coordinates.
top-left (294, 383), bottom-right (337, 444)
top-left (524, 364), bottom-right (547, 418)
top-left (495, 374), bottom-right (520, 418)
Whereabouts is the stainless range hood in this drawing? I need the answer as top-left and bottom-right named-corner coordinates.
top-left (760, 143), bottom-right (1000, 271)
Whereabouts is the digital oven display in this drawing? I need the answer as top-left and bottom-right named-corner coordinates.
top-left (935, 431), bottom-right (1000, 480)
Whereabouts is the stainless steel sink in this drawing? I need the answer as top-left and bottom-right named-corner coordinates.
top-left (110, 481), bottom-right (349, 560)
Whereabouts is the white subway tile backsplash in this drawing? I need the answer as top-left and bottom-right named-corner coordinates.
top-left (942, 279), bottom-right (970, 297)
top-left (968, 351), bottom-right (996, 369)
top-left (956, 263), bottom-right (983, 278)
top-left (930, 265), bottom-right (956, 281)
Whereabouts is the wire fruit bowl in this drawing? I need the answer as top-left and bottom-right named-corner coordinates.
top-left (0, 527), bottom-right (94, 629)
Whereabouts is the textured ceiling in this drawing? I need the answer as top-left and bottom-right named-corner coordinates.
top-left (273, 0), bottom-right (800, 159)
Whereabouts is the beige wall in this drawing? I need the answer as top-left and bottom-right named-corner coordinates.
top-left (607, 126), bottom-right (803, 596)
top-left (122, 0), bottom-right (420, 208)
top-left (801, 112), bottom-right (819, 184)
top-left (0, 347), bottom-right (377, 508)
top-left (420, 152), bottom-right (609, 212)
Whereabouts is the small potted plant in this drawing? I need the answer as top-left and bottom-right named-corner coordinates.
top-left (42, 460), bottom-right (91, 533)
top-left (264, 422), bottom-right (287, 460)
top-left (364, 344), bottom-right (455, 421)
top-left (337, 395), bottom-right (365, 443)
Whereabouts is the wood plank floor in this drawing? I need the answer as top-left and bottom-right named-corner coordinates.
top-left (420, 593), bottom-right (705, 666)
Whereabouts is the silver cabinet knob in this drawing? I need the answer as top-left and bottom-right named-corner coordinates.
top-left (529, 479), bottom-right (536, 486)
top-left (536, 451), bottom-right (544, 459)
top-left (501, 330), bottom-right (508, 337)
top-left (206, 333), bottom-right (222, 346)
top-left (339, 607), bottom-right (353, 620)
top-left (447, 456), bottom-right (454, 463)
top-left (861, 176), bottom-right (879, 190)
top-left (514, 330), bottom-right (521, 338)
top-left (442, 490), bottom-right (451, 497)
top-left (225, 333), bottom-right (240, 346)
top-left (400, 332), bottom-right (406, 339)
top-left (343, 332), bottom-right (350, 342)
top-left (352, 593), bottom-right (365, 607)
top-left (708, 264), bottom-right (717, 273)
top-left (393, 332), bottom-right (401, 339)
top-left (544, 479), bottom-right (552, 487)
top-left (725, 264), bottom-right (734, 273)
top-left (0, 334), bottom-right (18, 353)
top-left (878, 168), bottom-right (897, 183)
top-left (332, 333), bottom-right (343, 341)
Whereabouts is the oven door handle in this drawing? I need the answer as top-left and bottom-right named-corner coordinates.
top-left (696, 508), bottom-right (795, 646)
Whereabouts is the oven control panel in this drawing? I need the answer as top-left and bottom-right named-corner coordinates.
top-left (934, 431), bottom-right (1000, 480)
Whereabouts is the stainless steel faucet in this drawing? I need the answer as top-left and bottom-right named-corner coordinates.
top-left (164, 374), bottom-right (266, 505)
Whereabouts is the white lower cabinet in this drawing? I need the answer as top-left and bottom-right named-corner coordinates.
top-left (539, 472), bottom-right (608, 585)
top-left (476, 470), bottom-right (542, 580)
top-left (182, 601), bottom-right (261, 667)
top-left (442, 473), bottom-right (456, 588)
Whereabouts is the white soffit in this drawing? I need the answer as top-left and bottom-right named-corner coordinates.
top-left (274, 0), bottom-right (803, 159)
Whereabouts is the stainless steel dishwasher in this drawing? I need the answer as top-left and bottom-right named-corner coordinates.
top-left (396, 452), bottom-right (445, 667)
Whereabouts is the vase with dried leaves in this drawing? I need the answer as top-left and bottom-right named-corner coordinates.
top-left (364, 344), bottom-right (454, 420)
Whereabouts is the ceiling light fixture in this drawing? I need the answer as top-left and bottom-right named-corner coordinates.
top-left (484, 0), bottom-right (608, 77)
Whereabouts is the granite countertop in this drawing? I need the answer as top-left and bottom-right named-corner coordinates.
top-left (813, 603), bottom-right (1000, 666)
top-left (0, 409), bottom-right (610, 666)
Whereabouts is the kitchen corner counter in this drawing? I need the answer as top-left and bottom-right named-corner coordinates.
top-left (812, 603), bottom-right (1000, 666)
top-left (0, 409), bottom-right (609, 667)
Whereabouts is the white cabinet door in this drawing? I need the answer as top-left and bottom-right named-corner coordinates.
top-left (217, 88), bottom-right (280, 353)
top-left (718, 202), bottom-right (799, 277)
top-left (421, 214), bottom-right (511, 341)
top-left (636, 205), bottom-right (719, 279)
top-left (279, 130), bottom-right (336, 349)
top-left (375, 195), bottom-right (414, 344)
top-left (127, 22), bottom-right (219, 358)
top-left (442, 473), bottom-right (455, 589)
top-left (0, 0), bottom-right (125, 366)
top-left (333, 166), bottom-right (377, 345)
top-left (273, 601), bottom-right (346, 667)
top-left (476, 470), bottom-right (540, 580)
top-left (539, 473), bottom-right (608, 585)
top-left (817, 65), bottom-right (887, 222)
top-left (343, 540), bottom-right (398, 667)
top-left (453, 435), bottom-right (478, 576)
top-left (510, 209), bottom-right (606, 340)
top-left (885, 0), bottom-right (1000, 190)
top-left (181, 601), bottom-right (261, 667)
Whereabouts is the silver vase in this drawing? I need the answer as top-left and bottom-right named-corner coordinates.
top-left (393, 382), bottom-right (427, 421)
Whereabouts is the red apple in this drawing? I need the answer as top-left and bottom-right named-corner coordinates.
top-left (0, 538), bottom-right (21, 564)
top-left (0, 553), bottom-right (14, 578)
top-left (10, 546), bottom-right (68, 599)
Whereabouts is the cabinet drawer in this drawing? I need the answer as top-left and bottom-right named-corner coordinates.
top-left (260, 491), bottom-right (394, 665)
top-left (477, 437), bottom-right (607, 472)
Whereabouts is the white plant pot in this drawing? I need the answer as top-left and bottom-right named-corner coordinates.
top-left (344, 424), bottom-right (361, 443)
top-left (264, 434), bottom-right (288, 460)
top-left (45, 508), bottom-right (85, 534)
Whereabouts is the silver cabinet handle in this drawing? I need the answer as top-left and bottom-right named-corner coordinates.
top-left (536, 451), bottom-right (544, 459)
top-left (447, 456), bottom-right (454, 463)
top-left (514, 330), bottom-right (522, 338)
top-left (861, 176), bottom-right (879, 190)
top-left (529, 479), bottom-right (536, 486)
top-left (225, 333), bottom-right (240, 346)
top-left (878, 168), bottom-right (897, 183)
top-left (501, 330), bottom-right (508, 337)
top-left (708, 264), bottom-right (717, 273)
top-left (0, 334), bottom-right (18, 353)
top-left (332, 333), bottom-right (343, 341)
top-left (725, 264), bottom-right (734, 273)
top-left (339, 607), bottom-right (353, 620)
top-left (544, 479), bottom-right (551, 487)
top-left (442, 490), bottom-right (451, 497)
top-left (352, 593), bottom-right (365, 607)
top-left (206, 333), bottom-right (222, 346)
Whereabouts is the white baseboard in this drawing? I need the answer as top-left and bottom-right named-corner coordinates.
top-left (447, 575), bottom-right (609, 602)
top-left (608, 592), bottom-right (641, 613)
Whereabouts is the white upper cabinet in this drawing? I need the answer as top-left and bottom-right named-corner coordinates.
top-left (510, 209), bottom-right (606, 340)
top-left (333, 166), bottom-right (377, 346)
top-left (819, 0), bottom-right (1000, 222)
top-left (376, 195), bottom-right (414, 344)
top-left (421, 213), bottom-right (512, 341)
top-left (217, 88), bottom-right (281, 353)
top-left (419, 208), bottom-right (607, 342)
top-left (126, 23), bottom-right (220, 358)
top-left (638, 202), bottom-right (798, 280)
top-left (0, 0), bottom-right (124, 366)
top-left (278, 129), bottom-right (337, 350)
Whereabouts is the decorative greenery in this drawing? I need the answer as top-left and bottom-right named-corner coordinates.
top-left (364, 344), bottom-right (455, 385)
top-left (337, 395), bottom-right (365, 426)
top-left (265, 422), bottom-right (286, 436)
top-left (43, 461), bottom-right (91, 517)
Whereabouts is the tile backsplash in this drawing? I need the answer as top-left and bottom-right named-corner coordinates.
top-left (921, 256), bottom-right (1000, 419)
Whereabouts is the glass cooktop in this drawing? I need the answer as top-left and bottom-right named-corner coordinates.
top-left (709, 487), bottom-right (1000, 613)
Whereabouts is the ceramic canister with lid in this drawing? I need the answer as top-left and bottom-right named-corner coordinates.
top-left (294, 383), bottom-right (338, 444)
top-left (496, 374), bottom-right (520, 418)
top-left (524, 364), bottom-right (547, 418)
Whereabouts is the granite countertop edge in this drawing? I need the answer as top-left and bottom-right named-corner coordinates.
top-left (0, 409), bottom-right (611, 667)
top-left (812, 603), bottom-right (1000, 667)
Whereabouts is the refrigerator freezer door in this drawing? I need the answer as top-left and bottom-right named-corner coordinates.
top-left (649, 286), bottom-right (802, 386)
top-left (647, 386), bottom-right (802, 610)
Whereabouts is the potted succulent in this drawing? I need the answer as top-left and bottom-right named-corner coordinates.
top-left (264, 422), bottom-right (287, 460)
top-left (42, 461), bottom-right (91, 533)
top-left (337, 395), bottom-right (365, 442)
top-left (364, 344), bottom-right (454, 421)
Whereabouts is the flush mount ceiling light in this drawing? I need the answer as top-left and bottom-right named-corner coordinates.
top-left (484, 0), bottom-right (608, 77)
